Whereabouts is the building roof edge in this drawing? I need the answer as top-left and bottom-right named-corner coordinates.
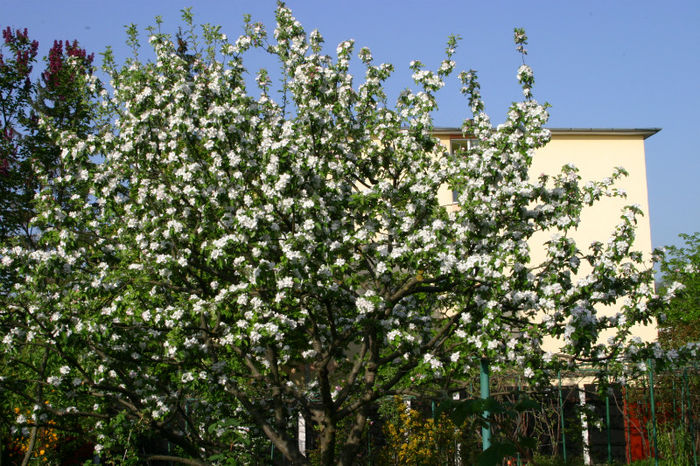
top-left (431, 127), bottom-right (661, 139)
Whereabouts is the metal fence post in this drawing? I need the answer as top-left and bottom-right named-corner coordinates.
top-left (624, 384), bottom-right (631, 464)
top-left (558, 370), bottom-right (567, 463)
top-left (605, 387), bottom-right (612, 464)
top-left (673, 377), bottom-right (678, 426)
top-left (517, 375), bottom-right (522, 466)
top-left (687, 367), bottom-right (698, 466)
top-left (682, 369), bottom-right (687, 427)
top-left (647, 359), bottom-right (659, 466)
top-left (480, 358), bottom-right (491, 451)
top-left (367, 417), bottom-right (371, 466)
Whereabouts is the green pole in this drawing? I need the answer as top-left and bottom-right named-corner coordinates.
top-left (648, 359), bottom-right (659, 466)
top-left (673, 377), bottom-right (678, 428)
top-left (558, 371), bottom-right (567, 463)
top-left (517, 375), bottom-right (522, 466)
top-left (367, 417), bottom-right (371, 466)
top-left (682, 369), bottom-right (687, 427)
top-left (624, 385), bottom-right (631, 464)
top-left (480, 358), bottom-right (491, 451)
top-left (605, 388), bottom-right (612, 464)
top-left (687, 368), bottom-right (698, 466)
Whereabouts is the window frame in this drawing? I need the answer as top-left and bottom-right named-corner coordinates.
top-left (450, 138), bottom-right (477, 204)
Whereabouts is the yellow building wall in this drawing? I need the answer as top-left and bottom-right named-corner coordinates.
top-left (435, 130), bottom-right (657, 349)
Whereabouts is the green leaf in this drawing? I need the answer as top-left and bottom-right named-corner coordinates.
top-left (478, 442), bottom-right (517, 466)
top-left (514, 397), bottom-right (539, 411)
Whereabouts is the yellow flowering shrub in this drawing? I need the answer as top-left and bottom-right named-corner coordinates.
top-left (380, 397), bottom-right (479, 466)
top-left (7, 407), bottom-right (59, 463)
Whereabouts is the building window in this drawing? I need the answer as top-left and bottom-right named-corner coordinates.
top-left (451, 139), bottom-right (477, 204)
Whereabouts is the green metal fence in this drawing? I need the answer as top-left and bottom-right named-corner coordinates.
top-left (270, 362), bottom-right (700, 465)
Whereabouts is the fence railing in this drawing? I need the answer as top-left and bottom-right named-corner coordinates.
top-left (269, 362), bottom-right (700, 465)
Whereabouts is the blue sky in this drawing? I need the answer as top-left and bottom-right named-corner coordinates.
top-left (4, 0), bottom-right (699, 250)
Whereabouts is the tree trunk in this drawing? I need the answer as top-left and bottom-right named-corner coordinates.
top-left (339, 411), bottom-right (368, 466)
top-left (318, 417), bottom-right (337, 466)
top-left (261, 423), bottom-right (310, 465)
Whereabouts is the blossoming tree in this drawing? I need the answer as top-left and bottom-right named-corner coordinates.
top-left (0, 5), bottom-right (685, 465)
top-left (0, 26), bottom-right (96, 464)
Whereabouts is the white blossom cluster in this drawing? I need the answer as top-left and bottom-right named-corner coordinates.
top-left (0, 5), bottom-right (680, 463)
